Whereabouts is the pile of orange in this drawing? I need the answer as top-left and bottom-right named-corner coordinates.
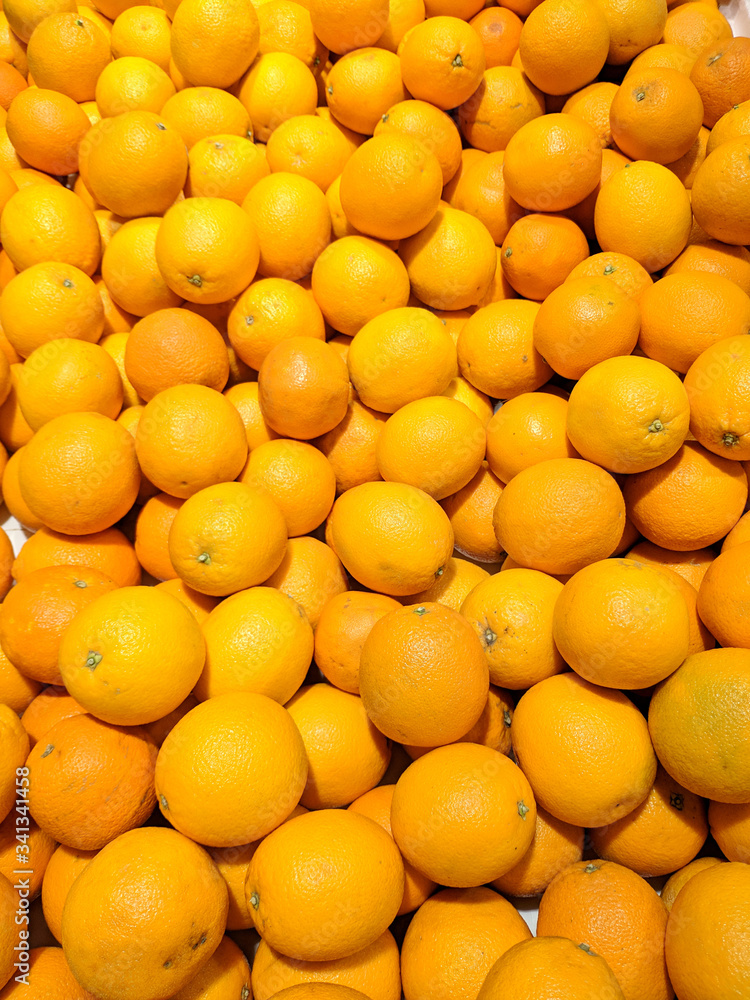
top-left (0, 0), bottom-right (749, 997)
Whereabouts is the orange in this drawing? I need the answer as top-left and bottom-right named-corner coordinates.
top-left (170, 0), bottom-right (258, 88)
top-left (27, 713), bottom-right (157, 851)
top-left (460, 569), bottom-right (565, 689)
top-left (3, 0), bottom-right (76, 42)
top-left (258, 337), bottom-right (348, 439)
top-left (624, 540), bottom-right (714, 590)
top-left (457, 66), bottom-right (544, 154)
top-left (696, 541), bottom-right (750, 648)
top-left (401, 887), bottom-right (530, 1000)
top-left (124, 308), bottom-right (228, 401)
top-left (142, 692), bottom-right (201, 747)
top-left (486, 392), bottom-right (578, 484)
top-left (153, 578), bottom-right (219, 625)
top-left (41, 843), bottom-right (97, 943)
top-left (26, 12), bottom-right (111, 102)
top-left (0, 644), bottom-right (40, 715)
top-left (263, 534), bottom-right (348, 629)
top-left (457, 300), bottom-right (551, 399)
top-left (595, 159), bottom-right (692, 271)
top-left (563, 146), bottom-right (631, 242)
top-left (665, 239), bottom-right (750, 296)
top-left (707, 98), bottom-right (750, 154)
top-left (247, 808), bottom-right (404, 960)
top-left (0, 812), bottom-right (55, 900)
top-left (639, 271), bottom-right (750, 374)
top-left (0, 183), bottom-right (100, 276)
top-left (400, 204), bottom-right (496, 311)
top-left (661, 856), bottom-right (725, 911)
top-left (286, 683), bottom-right (389, 808)
top-left (399, 16), bottom-right (485, 111)
top-left (101, 216), bottom-right (183, 317)
top-left (665, 861), bottom-right (750, 1000)
top-left (19, 412), bottom-right (139, 535)
top-left (257, 0), bottom-right (328, 69)
top-left (691, 137), bottom-right (750, 246)
top-left (0, 262), bottom-right (104, 360)
top-left (518, 0), bottom-right (609, 95)
top-left (469, 7), bottom-right (522, 68)
top-left (61, 827), bottom-right (228, 1000)
top-left (662, 1), bottom-right (732, 55)
top-left (155, 196), bottom-right (259, 304)
top-left (568, 251), bottom-right (653, 300)
top-left (155, 691), bottom-right (306, 846)
top-left (0, 362), bottom-right (32, 452)
top-left (374, 99), bottom-right (461, 185)
top-left (359, 601), bottom-right (487, 746)
top-left (311, 236), bottom-right (409, 337)
top-left (169, 937), bottom-right (251, 1000)
top-left (0, 703), bottom-right (29, 824)
top-left (443, 146), bottom-right (487, 206)
top-left (186, 133), bottom-right (269, 203)
top-left (375, 396), bottom-right (485, 500)
top-left (649, 647), bottom-right (750, 802)
top-left (452, 151), bottom-right (523, 246)
top-left (532, 276), bottom-right (641, 380)
top-left (0, 529), bottom-right (12, 605)
top-left (94, 56), bottom-right (176, 117)
top-left (566, 355), bottom-right (690, 474)
top-left (493, 457), bottom-right (625, 576)
top-left (58, 585), bottom-right (206, 726)
top-left (0, 946), bottom-right (98, 999)
top-left (591, 764), bottom-right (707, 876)
top-left (265, 114), bottom-right (351, 191)
top-left (477, 936), bottom-right (626, 1000)
top-left (135, 384), bottom-right (248, 498)
top-left (723, 510), bottom-right (750, 552)
top-left (110, 5), bottom-right (171, 70)
top-left (709, 800), bottom-right (750, 863)
top-left (610, 67), bottom-right (703, 163)
top-left (347, 307), bottom-right (456, 413)
top-left (442, 374), bottom-right (493, 426)
top-left (17, 339), bottom-right (120, 429)
top-left (197, 586), bottom-right (312, 702)
top-left (5, 87), bottom-right (90, 176)
top-left (168, 481), bottom-right (287, 596)
top-left (160, 86), bottom-right (251, 148)
top-left (84, 111), bottom-right (187, 219)
top-left (503, 113), bottom-right (602, 212)
top-left (315, 393), bottom-right (386, 493)
top-left (553, 557), bottom-right (690, 688)
top-left (243, 171), bottom-right (330, 280)
top-left (391, 743), bottom-right (535, 886)
top-left (623, 441), bottom-right (747, 551)
top-left (315, 591), bottom-right (399, 695)
top-left (513, 672), bottom-right (657, 826)
top-left (685, 334), bottom-right (750, 459)
top-left (133, 492), bottom-right (182, 580)
top-left (667, 123), bottom-right (709, 188)
top-left (627, 39), bottom-right (698, 76)
top-left (327, 481), bottom-right (453, 596)
top-left (227, 278), bottom-right (324, 370)
top-left (373, 0), bottom-right (425, 53)
top-left (348, 784), bottom-right (434, 915)
top-left (0, 565), bottom-right (117, 685)
top-left (0, 63), bottom-right (26, 112)
top-left (12, 524), bottom-right (141, 587)
top-left (223, 384), bottom-right (277, 451)
top-left (493, 806), bottom-right (584, 897)
top-left (236, 52), bottom-right (317, 142)
top-left (402, 682), bottom-right (514, 760)
top-left (308, 0), bottom-right (389, 55)
top-left (239, 438), bottom-right (335, 535)
top-left (325, 48), bottom-right (405, 136)
top-left (338, 134), bottom-right (442, 242)
top-left (0, 10), bottom-right (29, 70)
top-left (440, 463), bottom-right (504, 564)
top-left (251, 934), bottom-right (399, 1000)
top-left (598, 0), bottom-right (667, 64)
top-left (500, 214), bottom-right (589, 300)
top-left (538, 860), bottom-right (671, 1000)
top-left (562, 81), bottom-right (619, 148)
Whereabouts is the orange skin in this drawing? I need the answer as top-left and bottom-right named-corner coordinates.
top-left (265, 113), bottom-right (351, 191)
top-left (228, 276), bottom-right (325, 369)
top-left (315, 591), bottom-right (400, 694)
top-left (493, 805), bottom-right (584, 897)
top-left (685, 334), bottom-right (750, 461)
top-left (0, 814), bottom-right (56, 900)
top-left (160, 86), bottom-right (252, 149)
top-left (665, 239), bottom-right (750, 296)
top-left (707, 98), bottom-right (750, 154)
top-left (134, 492), bottom-right (182, 581)
top-left (110, 5), bottom-right (171, 70)
top-left (624, 539), bottom-right (714, 590)
top-left (236, 52), bottom-right (318, 142)
top-left (27, 713), bottom-right (157, 851)
top-left (26, 12), bottom-right (111, 102)
top-left (186, 132), bottom-right (269, 203)
top-left (470, 7), bottom-right (522, 67)
top-left (153, 579), bottom-right (220, 626)
top-left (0, 364), bottom-right (33, 452)
top-left (565, 147), bottom-right (631, 241)
top-left (486, 392), bottom-right (578, 484)
top-left (403, 683), bottom-right (514, 760)
top-left (512, 673), bottom-right (657, 828)
top-left (0, 946), bottom-right (99, 1000)
top-left (708, 800), bottom-right (750, 863)
top-left (661, 856), bottom-right (724, 912)
top-left (458, 66), bottom-right (545, 153)
top-left (562, 81), bottom-right (619, 149)
top-left (537, 860), bottom-right (671, 1000)
top-left (257, 1), bottom-right (328, 69)
top-left (0, 644), bottom-right (40, 715)
top-left (348, 784), bottom-right (435, 915)
top-left (453, 151), bottom-right (524, 246)
top-left (360, 601), bottom-right (488, 747)
top-left (0, 565), bottom-right (118, 686)
top-left (5, 87), bottom-right (90, 175)
top-left (666, 862), bottom-right (750, 1000)
top-left (623, 442), bottom-right (747, 551)
top-left (692, 137), bottom-right (750, 246)
top-left (263, 535), bottom-right (348, 629)
top-left (399, 16), bottom-right (485, 111)
top-left (374, 99), bottom-right (462, 186)
top-left (315, 393), bottom-right (387, 494)
top-left (101, 217), bottom-right (183, 318)
top-left (610, 67), bottom-right (703, 164)
top-left (401, 887), bottom-right (531, 1000)
top-left (442, 463), bottom-right (505, 564)
top-left (326, 48), bottom-right (406, 136)
top-left (501, 214), bottom-right (590, 301)
top-left (518, 0), bottom-right (610, 95)
top-left (12, 525), bottom-right (141, 587)
top-left (170, 0), bottom-right (258, 88)
top-left (696, 541), bottom-right (750, 649)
